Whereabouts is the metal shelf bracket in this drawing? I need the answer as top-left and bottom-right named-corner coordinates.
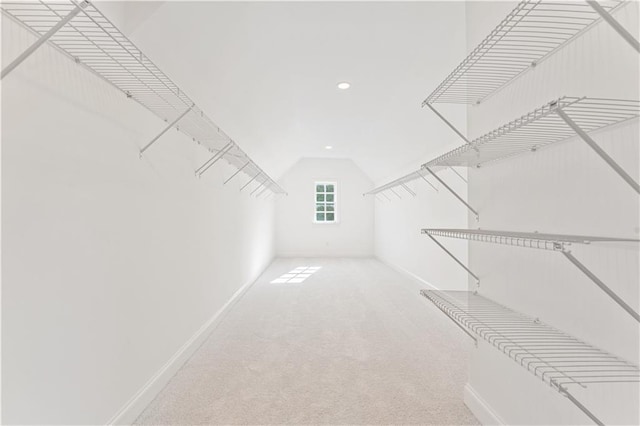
top-left (561, 250), bottom-right (640, 323)
top-left (195, 142), bottom-right (234, 177)
top-left (424, 232), bottom-right (480, 283)
top-left (400, 183), bottom-right (417, 197)
top-left (240, 171), bottom-right (261, 192)
top-left (418, 170), bottom-right (439, 192)
top-left (223, 160), bottom-right (251, 185)
top-left (587, 0), bottom-right (640, 53)
top-left (559, 387), bottom-right (604, 426)
top-left (555, 108), bottom-right (640, 194)
top-left (255, 183), bottom-right (271, 197)
top-left (424, 103), bottom-right (470, 144)
top-left (424, 166), bottom-right (479, 220)
top-left (389, 188), bottom-right (402, 199)
top-left (449, 167), bottom-right (467, 183)
top-left (250, 180), bottom-right (267, 196)
top-left (140, 106), bottom-right (193, 156)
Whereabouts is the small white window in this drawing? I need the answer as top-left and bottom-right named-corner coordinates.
top-left (314, 182), bottom-right (337, 223)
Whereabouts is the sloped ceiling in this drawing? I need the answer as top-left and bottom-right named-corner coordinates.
top-left (98, 1), bottom-right (467, 183)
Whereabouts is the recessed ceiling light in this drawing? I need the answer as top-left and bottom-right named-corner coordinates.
top-left (337, 82), bottom-right (351, 90)
top-left (325, 145), bottom-right (333, 150)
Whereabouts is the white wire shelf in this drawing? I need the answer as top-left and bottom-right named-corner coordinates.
top-left (422, 0), bottom-right (630, 106)
top-left (421, 290), bottom-right (640, 425)
top-left (423, 97), bottom-right (640, 169)
top-left (363, 166), bottom-right (448, 198)
top-left (422, 228), bottom-right (640, 251)
top-left (1, 0), bottom-right (286, 195)
top-left (422, 228), bottom-right (640, 323)
top-left (423, 96), bottom-right (640, 195)
top-left (373, 97), bottom-right (638, 209)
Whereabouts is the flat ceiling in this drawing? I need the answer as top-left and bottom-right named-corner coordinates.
top-left (99, 1), bottom-right (468, 182)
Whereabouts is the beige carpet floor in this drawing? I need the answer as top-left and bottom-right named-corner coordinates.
top-left (135, 258), bottom-right (479, 425)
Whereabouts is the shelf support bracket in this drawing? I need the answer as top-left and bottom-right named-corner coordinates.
top-left (250, 180), bottom-right (267, 195)
top-left (195, 141), bottom-right (234, 177)
top-left (449, 167), bottom-right (468, 183)
top-left (256, 183), bottom-right (271, 197)
top-left (561, 250), bottom-right (640, 323)
top-left (417, 170), bottom-right (439, 192)
top-left (425, 233), bottom-right (480, 283)
top-left (240, 171), bottom-right (261, 191)
top-left (389, 188), bottom-right (402, 199)
top-left (424, 103), bottom-right (470, 144)
top-left (140, 106), bottom-right (193, 156)
top-left (401, 183), bottom-right (416, 197)
top-left (1, 1), bottom-right (89, 80)
top-left (424, 167), bottom-right (479, 219)
top-left (560, 388), bottom-right (604, 426)
top-left (223, 161), bottom-right (251, 185)
top-left (586, 1), bottom-right (640, 53)
top-left (556, 108), bottom-right (640, 194)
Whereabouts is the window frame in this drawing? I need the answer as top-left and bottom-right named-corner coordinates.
top-left (313, 181), bottom-right (338, 224)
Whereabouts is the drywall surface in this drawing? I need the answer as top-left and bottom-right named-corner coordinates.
top-left (275, 158), bottom-right (373, 257)
top-left (465, 1), bottom-right (640, 424)
top-left (373, 152), bottom-right (471, 290)
top-left (106, 1), bottom-right (470, 183)
top-left (369, 3), bottom-right (469, 290)
top-left (1, 17), bottom-right (276, 424)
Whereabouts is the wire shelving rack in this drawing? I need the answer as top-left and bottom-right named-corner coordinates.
top-left (414, 2), bottom-right (640, 424)
top-left (421, 228), bottom-right (640, 323)
top-left (421, 290), bottom-right (640, 426)
top-left (420, 0), bottom-right (638, 182)
top-left (423, 97), bottom-right (640, 194)
top-left (423, 0), bottom-right (633, 107)
top-left (369, 97), bottom-right (639, 216)
top-left (1, 0), bottom-right (286, 196)
top-left (362, 166), bottom-right (449, 200)
top-left (424, 97), bottom-right (639, 169)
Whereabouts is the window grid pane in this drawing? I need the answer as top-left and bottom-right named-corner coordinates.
top-left (315, 182), bottom-right (336, 222)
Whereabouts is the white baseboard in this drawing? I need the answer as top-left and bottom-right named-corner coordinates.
top-left (381, 260), bottom-right (501, 424)
top-left (105, 271), bottom-right (265, 425)
top-left (464, 383), bottom-right (505, 425)
top-left (375, 257), bottom-right (440, 291)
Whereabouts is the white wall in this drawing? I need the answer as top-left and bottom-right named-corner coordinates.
top-left (276, 158), bottom-right (373, 257)
top-left (373, 153), bottom-right (471, 290)
top-left (465, 2), bottom-right (640, 424)
top-left (370, 2), bottom-right (469, 290)
top-left (2, 16), bottom-right (276, 425)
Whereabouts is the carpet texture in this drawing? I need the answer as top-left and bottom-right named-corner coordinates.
top-left (135, 258), bottom-right (479, 425)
